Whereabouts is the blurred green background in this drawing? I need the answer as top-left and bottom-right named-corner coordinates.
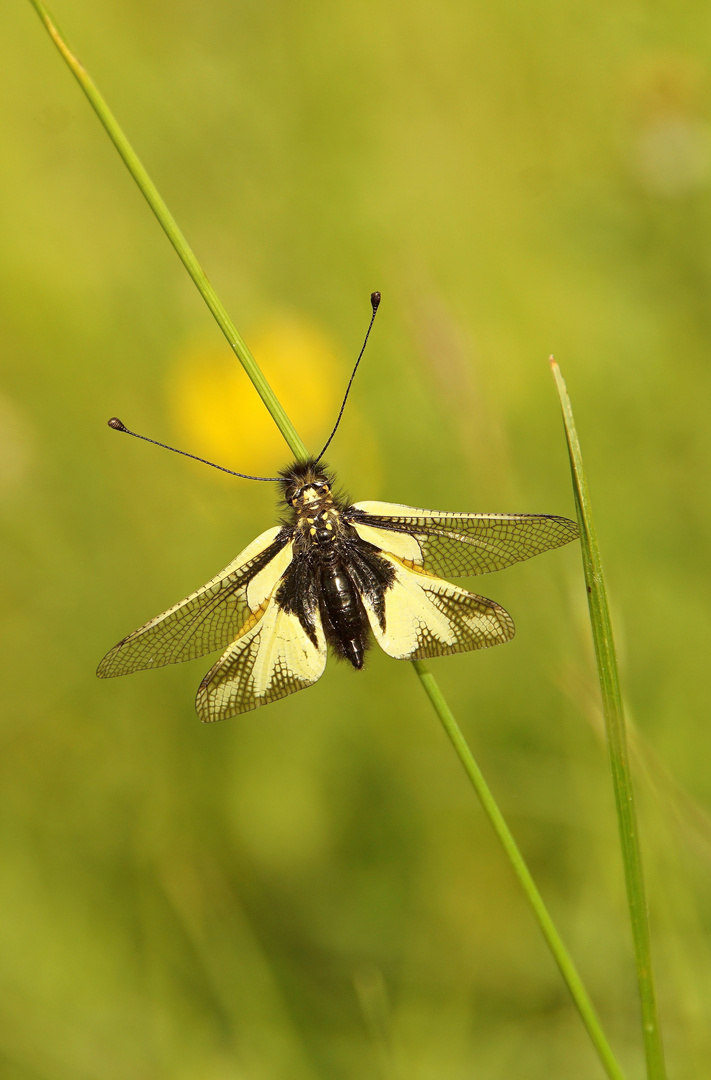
top-left (2, 1), bottom-right (711, 1077)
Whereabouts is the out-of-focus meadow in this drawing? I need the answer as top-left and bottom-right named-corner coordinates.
top-left (2, 1), bottom-right (711, 1077)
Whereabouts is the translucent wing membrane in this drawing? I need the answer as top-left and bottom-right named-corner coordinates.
top-left (98, 485), bottom-right (577, 720)
top-left (362, 553), bottom-right (514, 660)
top-left (196, 600), bottom-right (327, 721)
top-left (349, 501), bottom-right (579, 577)
top-left (97, 527), bottom-right (292, 677)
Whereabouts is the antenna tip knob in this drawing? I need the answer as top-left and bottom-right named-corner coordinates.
top-left (370, 291), bottom-right (381, 311)
top-left (107, 417), bottom-right (128, 432)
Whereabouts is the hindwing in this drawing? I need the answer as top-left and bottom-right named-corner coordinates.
top-left (360, 552), bottom-right (514, 660)
top-left (348, 501), bottom-right (578, 577)
top-left (196, 587), bottom-right (327, 721)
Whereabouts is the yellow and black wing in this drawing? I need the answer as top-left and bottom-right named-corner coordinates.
top-left (196, 594), bottom-right (327, 721)
top-left (360, 552), bottom-right (514, 660)
top-left (97, 527), bottom-right (293, 677)
top-left (348, 501), bottom-right (578, 577)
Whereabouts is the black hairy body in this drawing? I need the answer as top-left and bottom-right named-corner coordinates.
top-left (276, 459), bottom-right (394, 668)
top-left (98, 448), bottom-right (579, 721)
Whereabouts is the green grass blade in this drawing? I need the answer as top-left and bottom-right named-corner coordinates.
top-left (550, 360), bottom-right (667, 1080)
top-left (28, 0), bottom-right (308, 464)
top-left (412, 660), bottom-right (628, 1080)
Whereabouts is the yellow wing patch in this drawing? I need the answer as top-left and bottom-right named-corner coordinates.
top-left (361, 553), bottom-right (514, 661)
top-left (245, 541), bottom-right (293, 611)
top-left (196, 598), bottom-right (327, 721)
top-left (350, 519), bottom-right (424, 564)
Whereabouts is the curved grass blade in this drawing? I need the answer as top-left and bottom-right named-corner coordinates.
top-left (28, 0), bottom-right (308, 465)
top-left (550, 359), bottom-right (667, 1080)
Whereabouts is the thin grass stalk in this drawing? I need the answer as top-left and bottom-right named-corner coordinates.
top-left (550, 360), bottom-right (667, 1080)
top-left (28, 0), bottom-right (308, 464)
top-left (29, 7), bottom-right (629, 1078)
top-left (412, 661), bottom-right (627, 1080)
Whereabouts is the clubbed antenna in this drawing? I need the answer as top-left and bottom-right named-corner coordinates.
top-left (315, 291), bottom-right (381, 463)
top-left (106, 418), bottom-right (280, 481)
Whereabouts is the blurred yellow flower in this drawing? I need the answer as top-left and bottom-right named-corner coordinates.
top-left (169, 316), bottom-right (343, 479)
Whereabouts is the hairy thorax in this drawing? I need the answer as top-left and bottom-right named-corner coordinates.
top-left (296, 498), bottom-right (344, 549)
top-left (282, 463), bottom-right (349, 551)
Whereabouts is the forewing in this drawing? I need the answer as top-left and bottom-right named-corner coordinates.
top-left (361, 553), bottom-right (514, 661)
top-left (349, 501), bottom-right (578, 577)
top-left (196, 596), bottom-right (327, 721)
top-left (97, 527), bottom-right (292, 677)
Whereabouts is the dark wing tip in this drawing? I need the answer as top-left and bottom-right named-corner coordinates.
top-left (97, 650), bottom-right (114, 678)
top-left (553, 514), bottom-right (580, 542)
top-left (195, 681), bottom-right (227, 723)
top-left (196, 673), bottom-right (262, 722)
top-left (196, 669), bottom-right (221, 723)
top-left (497, 603), bottom-right (516, 643)
top-left (97, 634), bottom-right (147, 678)
top-left (96, 644), bottom-right (123, 678)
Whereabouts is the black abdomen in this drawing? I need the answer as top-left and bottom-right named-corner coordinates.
top-left (319, 555), bottom-right (368, 669)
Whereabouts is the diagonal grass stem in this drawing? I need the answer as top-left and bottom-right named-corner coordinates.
top-left (28, 0), bottom-right (308, 464)
top-left (551, 360), bottom-right (667, 1080)
top-left (412, 660), bottom-right (627, 1080)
